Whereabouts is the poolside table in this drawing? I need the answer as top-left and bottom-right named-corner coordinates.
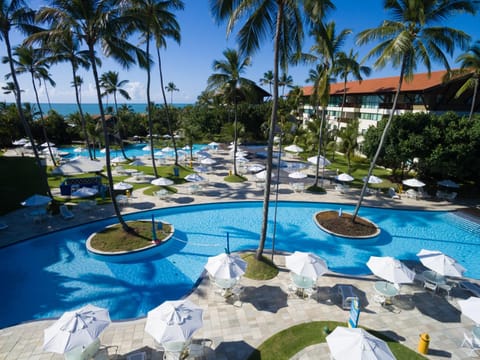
top-left (374, 281), bottom-right (399, 304)
top-left (423, 270), bottom-right (447, 286)
top-left (291, 273), bottom-right (315, 298)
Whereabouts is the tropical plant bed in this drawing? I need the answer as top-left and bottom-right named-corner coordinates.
top-left (314, 210), bottom-right (380, 238)
top-left (87, 220), bottom-right (173, 254)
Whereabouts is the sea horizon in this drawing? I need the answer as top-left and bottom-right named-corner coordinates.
top-left (4, 102), bottom-right (192, 117)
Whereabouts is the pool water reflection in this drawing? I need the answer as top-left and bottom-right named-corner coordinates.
top-left (1, 201), bottom-right (479, 328)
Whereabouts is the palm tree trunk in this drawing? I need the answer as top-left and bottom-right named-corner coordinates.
top-left (256, 5), bottom-right (283, 260)
top-left (314, 108), bottom-right (325, 187)
top-left (31, 77), bottom-right (56, 166)
top-left (72, 67), bottom-right (93, 159)
top-left (333, 76), bottom-right (348, 160)
top-left (233, 98), bottom-right (238, 176)
top-left (352, 61), bottom-right (406, 221)
top-left (113, 92), bottom-right (130, 161)
top-left (469, 77), bottom-right (478, 121)
top-left (157, 47), bottom-right (178, 165)
top-left (88, 44), bottom-right (131, 232)
top-left (145, 37), bottom-right (158, 178)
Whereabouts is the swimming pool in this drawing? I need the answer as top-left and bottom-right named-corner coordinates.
top-left (1, 201), bottom-right (479, 328)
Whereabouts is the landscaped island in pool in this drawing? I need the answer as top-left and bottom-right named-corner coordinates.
top-left (1, 201), bottom-right (479, 328)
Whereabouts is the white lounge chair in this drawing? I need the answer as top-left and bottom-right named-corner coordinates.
top-left (460, 332), bottom-right (480, 356)
top-left (388, 187), bottom-right (401, 199)
top-left (59, 205), bottom-right (74, 220)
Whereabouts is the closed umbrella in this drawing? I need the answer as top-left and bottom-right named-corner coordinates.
top-left (336, 173), bottom-right (354, 182)
top-left (307, 155), bottom-right (331, 167)
top-left (458, 297), bottom-right (480, 324)
top-left (145, 300), bottom-right (203, 344)
top-left (151, 177), bottom-right (174, 186)
top-left (416, 249), bottom-right (465, 277)
top-left (366, 256), bottom-right (415, 284)
top-left (205, 253), bottom-right (247, 280)
top-left (43, 304), bottom-right (110, 354)
top-left (21, 194), bottom-right (52, 207)
top-left (285, 251), bottom-right (328, 281)
top-left (402, 178), bottom-right (425, 187)
top-left (326, 326), bottom-right (396, 360)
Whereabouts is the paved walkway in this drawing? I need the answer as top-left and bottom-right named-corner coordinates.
top-left (1, 148), bottom-right (479, 360)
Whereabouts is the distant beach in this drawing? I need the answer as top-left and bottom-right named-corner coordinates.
top-left (12, 103), bottom-right (191, 117)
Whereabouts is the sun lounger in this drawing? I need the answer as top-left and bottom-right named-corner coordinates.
top-left (388, 187), bottom-right (401, 199)
top-left (337, 284), bottom-right (358, 309)
top-left (459, 281), bottom-right (480, 297)
top-left (59, 205), bottom-right (74, 220)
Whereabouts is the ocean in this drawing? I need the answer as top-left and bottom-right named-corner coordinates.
top-left (25, 103), bottom-right (191, 116)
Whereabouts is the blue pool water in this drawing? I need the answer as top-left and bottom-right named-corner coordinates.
top-left (59, 143), bottom-right (208, 159)
top-left (1, 201), bottom-right (480, 328)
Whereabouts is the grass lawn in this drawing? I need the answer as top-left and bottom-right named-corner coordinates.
top-left (241, 252), bottom-right (279, 280)
top-left (248, 321), bottom-right (427, 360)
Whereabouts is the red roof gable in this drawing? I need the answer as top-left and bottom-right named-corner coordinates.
top-left (302, 69), bottom-right (452, 96)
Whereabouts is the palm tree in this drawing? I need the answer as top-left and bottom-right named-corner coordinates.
top-left (165, 81), bottom-right (179, 105)
top-left (210, 0), bottom-right (335, 260)
top-left (6, 45), bottom-right (57, 166)
top-left (259, 70), bottom-right (274, 94)
top-left (332, 49), bottom-right (370, 159)
top-left (451, 40), bottom-right (480, 120)
top-left (353, 0), bottom-right (477, 221)
top-left (303, 21), bottom-right (351, 187)
top-left (37, 0), bottom-right (147, 231)
top-left (337, 118), bottom-right (359, 173)
top-left (128, 0), bottom-right (183, 174)
top-left (207, 48), bottom-right (256, 176)
top-left (0, 1), bottom-right (47, 178)
top-left (100, 70), bottom-right (131, 160)
top-left (278, 72), bottom-right (293, 97)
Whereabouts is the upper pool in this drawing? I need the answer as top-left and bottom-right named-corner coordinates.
top-left (1, 201), bottom-right (479, 328)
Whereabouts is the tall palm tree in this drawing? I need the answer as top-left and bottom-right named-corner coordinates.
top-left (37, 0), bottom-right (147, 231)
top-left (278, 72), bottom-right (293, 97)
top-left (100, 70), bottom-right (131, 160)
top-left (353, 0), bottom-right (477, 221)
top-left (210, 0), bottom-right (335, 260)
top-left (451, 40), bottom-right (480, 120)
top-left (303, 21), bottom-right (351, 187)
top-left (165, 81), bottom-right (179, 105)
top-left (207, 48), bottom-right (256, 176)
top-left (332, 49), bottom-right (370, 159)
top-left (128, 0), bottom-right (183, 174)
top-left (259, 70), bottom-right (274, 94)
top-left (337, 118), bottom-right (359, 173)
top-left (6, 45), bottom-right (57, 166)
top-left (0, 1), bottom-right (48, 181)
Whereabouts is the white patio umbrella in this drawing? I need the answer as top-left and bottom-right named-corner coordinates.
top-left (208, 141), bottom-right (219, 147)
top-left (145, 300), bottom-right (203, 344)
top-left (285, 251), bottom-right (328, 281)
top-left (336, 173), bottom-right (354, 182)
top-left (307, 155), bottom-right (331, 167)
top-left (458, 297), bottom-right (480, 324)
top-left (437, 179), bottom-right (460, 188)
top-left (247, 164), bottom-right (265, 173)
top-left (416, 249), bottom-right (466, 277)
top-left (193, 165), bottom-right (209, 173)
top-left (51, 157), bottom-right (104, 175)
top-left (71, 187), bottom-right (98, 198)
top-left (43, 304), bottom-right (111, 354)
top-left (204, 253), bottom-right (247, 280)
top-left (366, 256), bottom-right (415, 284)
top-left (363, 175), bottom-right (383, 184)
top-left (195, 150), bottom-right (211, 158)
top-left (151, 177), bottom-right (174, 186)
top-left (12, 138), bottom-right (28, 146)
top-left (284, 144), bottom-right (304, 153)
top-left (402, 178), bottom-right (425, 187)
top-left (326, 326), bottom-right (396, 360)
top-left (21, 194), bottom-right (52, 207)
top-left (185, 173), bottom-right (205, 182)
top-left (113, 182), bottom-right (132, 191)
top-left (255, 170), bottom-right (276, 181)
top-left (111, 156), bottom-right (128, 164)
top-left (288, 171), bottom-right (307, 180)
top-left (162, 146), bottom-right (174, 152)
top-left (200, 158), bottom-right (216, 165)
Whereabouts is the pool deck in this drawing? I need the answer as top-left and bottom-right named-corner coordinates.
top-left (1, 148), bottom-right (480, 359)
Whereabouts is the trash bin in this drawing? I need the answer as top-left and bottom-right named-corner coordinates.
top-left (173, 167), bottom-right (179, 177)
top-left (229, 170), bottom-right (232, 176)
top-left (418, 333), bottom-right (430, 354)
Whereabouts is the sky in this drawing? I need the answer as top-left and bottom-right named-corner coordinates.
top-left (0, 0), bottom-right (479, 105)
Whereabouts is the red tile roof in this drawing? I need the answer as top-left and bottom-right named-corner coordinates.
top-left (302, 69), bottom-right (454, 96)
